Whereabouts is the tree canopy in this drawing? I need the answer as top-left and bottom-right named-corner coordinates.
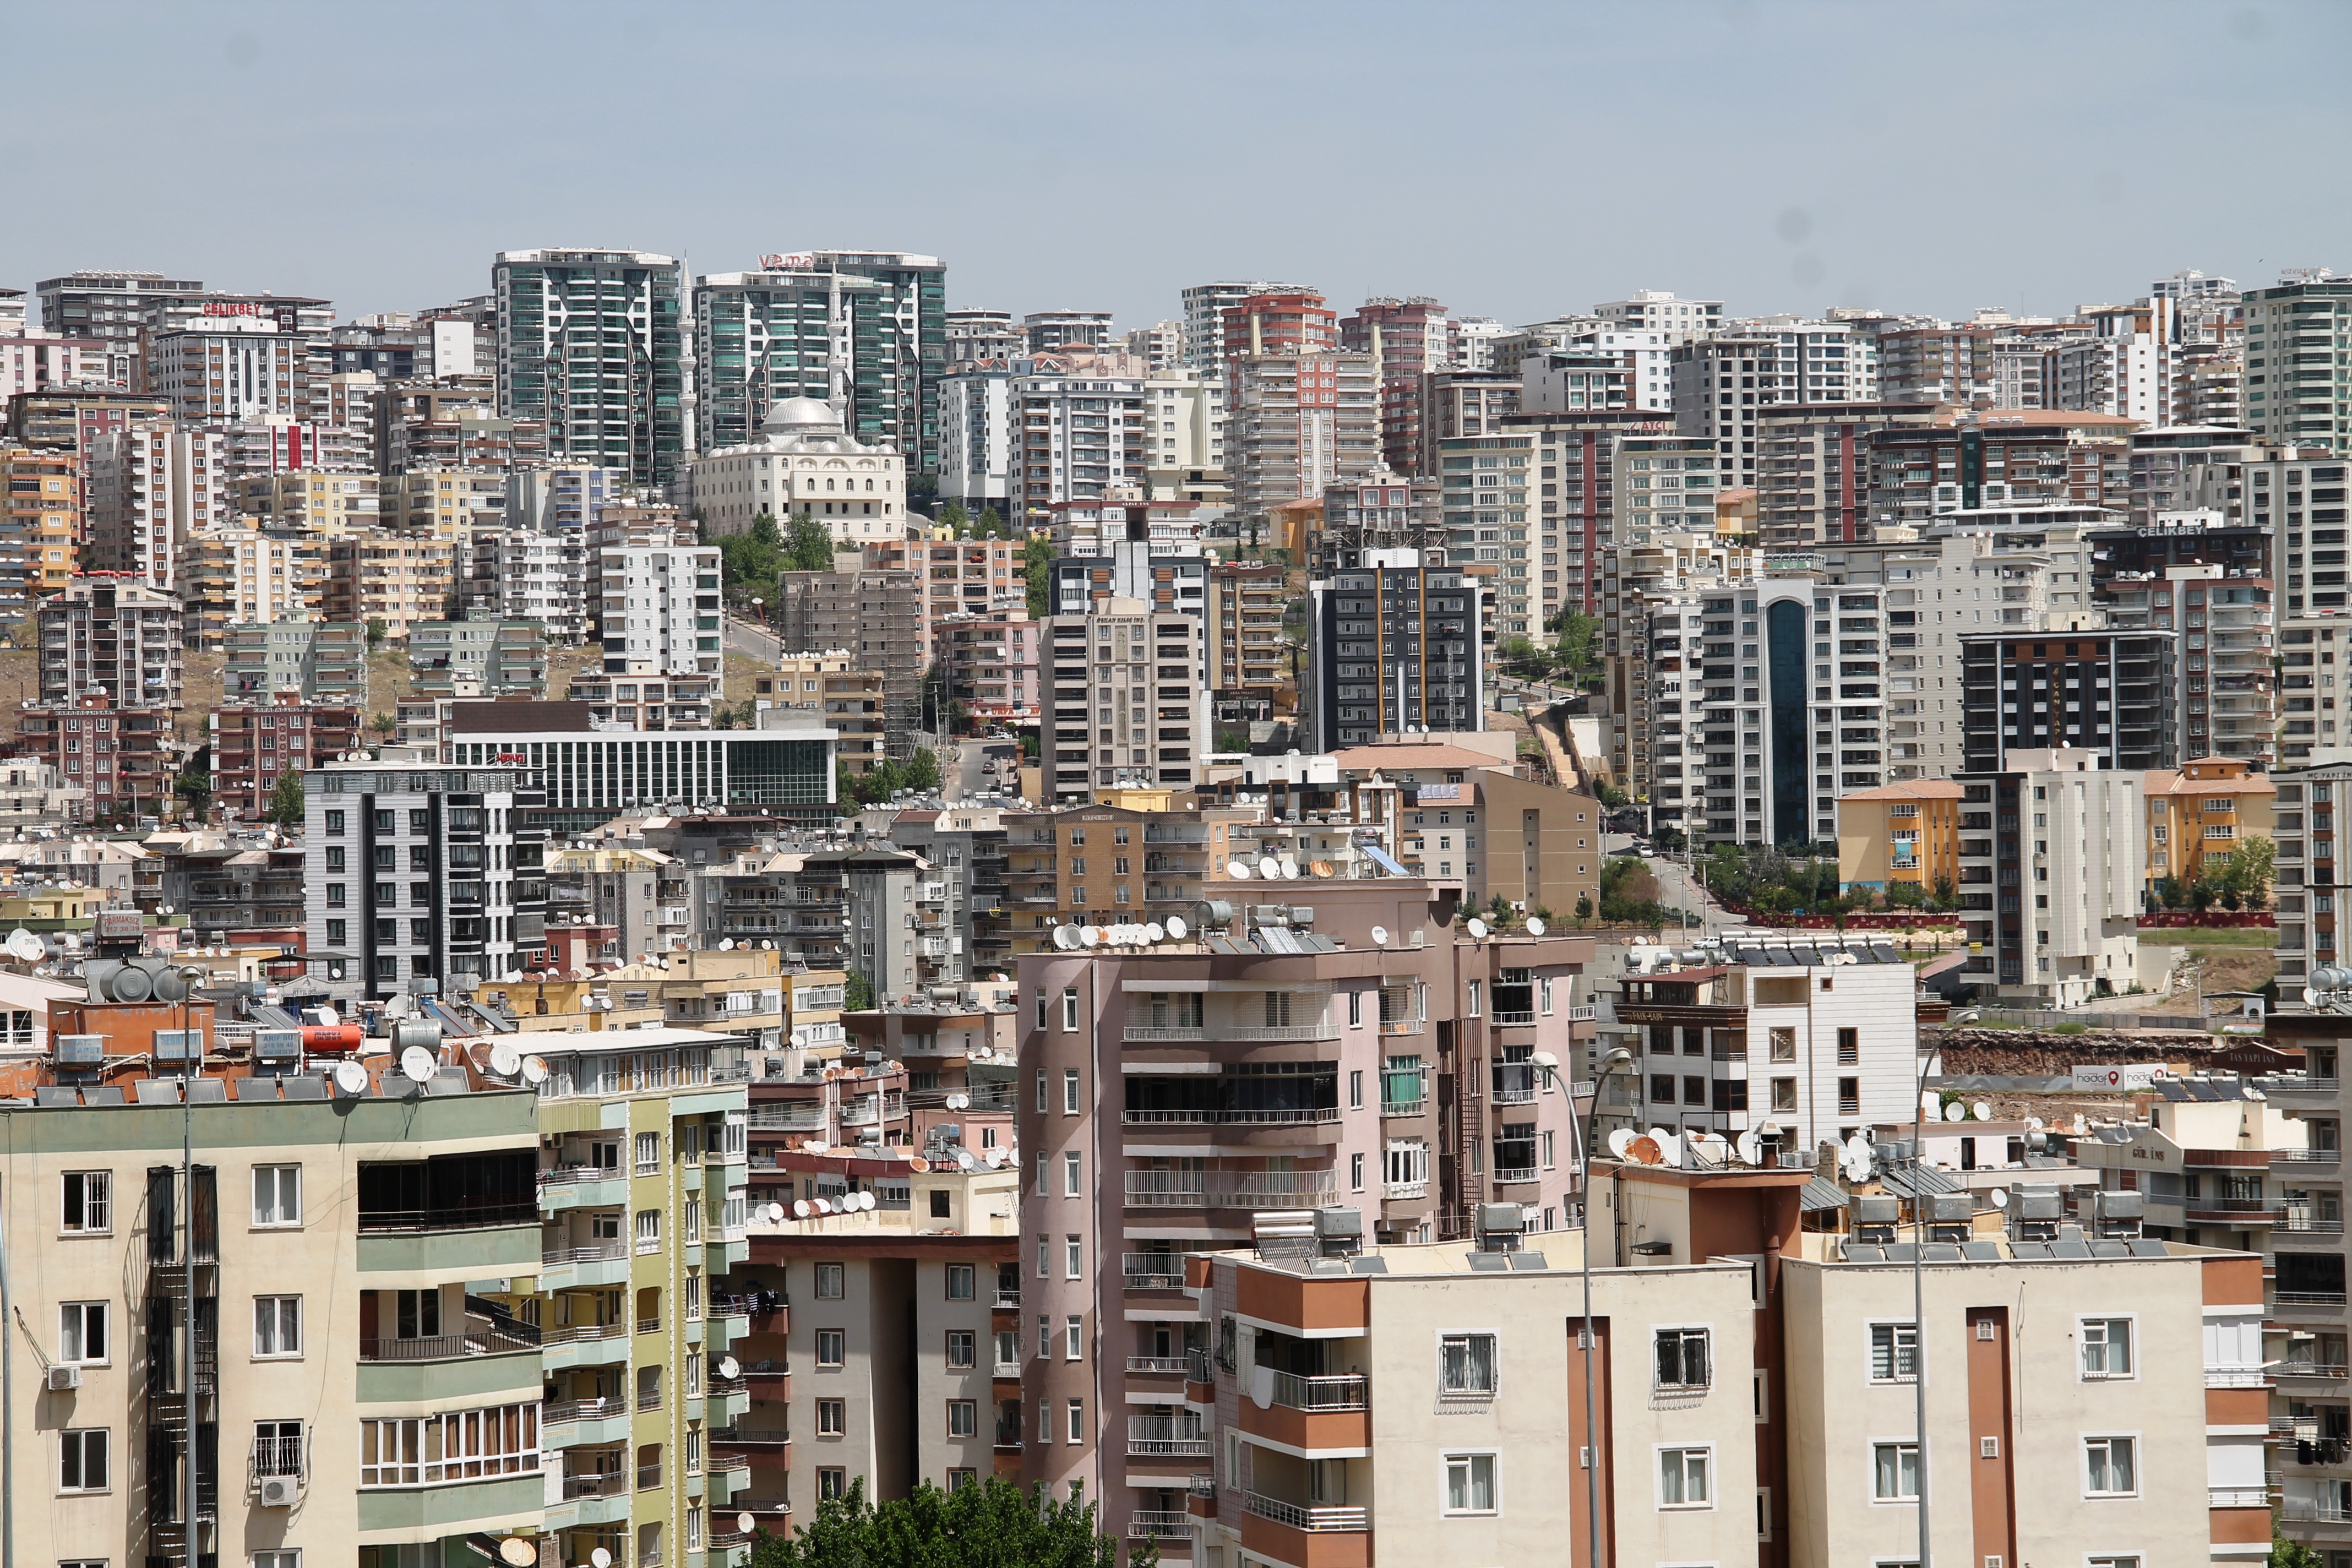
top-left (752, 1476), bottom-right (1145, 1568)
top-left (1024, 533), bottom-right (1055, 618)
top-left (837, 748), bottom-right (944, 808)
top-left (266, 770), bottom-right (304, 826)
top-left (783, 509), bottom-right (836, 572)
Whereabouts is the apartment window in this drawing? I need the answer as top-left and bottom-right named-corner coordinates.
top-left (1467, 980), bottom-right (1481, 1017)
top-left (1065, 1397), bottom-right (1084, 1445)
top-left (947, 1400), bottom-right (977, 1439)
top-left (1442, 1451), bottom-right (1498, 1515)
top-left (946, 1331), bottom-right (976, 1369)
top-left (1348, 990), bottom-right (1363, 1027)
top-left (2084, 1435), bottom-right (2137, 1496)
top-left (946, 1468), bottom-right (977, 1491)
top-left (253, 1296), bottom-right (301, 1358)
top-left (1351, 1152), bottom-right (1365, 1191)
top-left (818, 1467), bottom-right (847, 1499)
top-left (1440, 1332), bottom-right (1498, 1396)
top-left (1036, 1235), bottom-right (1048, 1278)
top-left (634, 1133), bottom-right (660, 1173)
top-left (1065, 1235), bottom-right (1082, 1278)
top-left (2081, 1317), bottom-right (2133, 1379)
top-left (1654, 1327), bottom-right (1710, 1389)
top-left (1769, 1026), bottom-right (1795, 1063)
top-left (59, 1429), bottom-right (109, 1493)
top-left (2086, 1559), bottom-right (2141, 1568)
top-left (1870, 1322), bottom-right (1918, 1382)
top-left (255, 1552), bottom-right (301, 1568)
top-left (1771, 1078), bottom-right (1798, 1113)
top-left (251, 1166), bottom-right (301, 1227)
top-left (1872, 1441), bottom-right (1919, 1501)
top-left (1061, 987), bottom-right (1079, 1031)
top-left (1658, 1446), bottom-right (1712, 1508)
top-left (815, 1263), bottom-right (845, 1300)
top-left (1035, 1070), bottom-right (1047, 1113)
top-left (816, 1399), bottom-right (845, 1436)
top-left (1035, 1152), bottom-right (1048, 1196)
top-left (1065, 1315), bottom-right (1084, 1361)
top-left (1064, 1151), bottom-right (1081, 1195)
top-left (1349, 1070), bottom-right (1363, 1109)
top-left (59, 1302), bottom-right (108, 1364)
top-left (634, 1210), bottom-right (660, 1253)
top-left (816, 1329), bottom-right (845, 1367)
top-left (61, 1171), bottom-right (110, 1233)
top-left (1064, 1069), bottom-right (1081, 1113)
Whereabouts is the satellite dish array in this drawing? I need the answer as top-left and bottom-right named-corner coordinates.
top-left (2307, 966), bottom-right (2352, 1009)
top-left (1838, 1133), bottom-right (1875, 1184)
top-left (1925, 1090), bottom-right (1999, 1123)
top-left (1228, 857), bottom-right (1305, 881)
top-left (1611, 1124), bottom-right (1771, 1169)
top-left (1052, 917), bottom-right (1185, 952)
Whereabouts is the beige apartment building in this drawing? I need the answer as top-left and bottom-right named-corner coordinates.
top-left (235, 469), bottom-right (383, 533)
top-left (754, 652), bottom-right (887, 777)
top-left (0, 1071), bottom-right (547, 1568)
top-left (323, 531), bottom-right (456, 639)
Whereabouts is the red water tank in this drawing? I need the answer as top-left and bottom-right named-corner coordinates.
top-left (301, 1024), bottom-right (364, 1054)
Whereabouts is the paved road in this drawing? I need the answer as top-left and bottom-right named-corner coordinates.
top-left (726, 614), bottom-right (782, 663)
top-left (1601, 831), bottom-right (1740, 942)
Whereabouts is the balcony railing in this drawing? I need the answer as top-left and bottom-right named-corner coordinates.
top-left (1121, 1108), bottom-right (1341, 1126)
top-left (1269, 1371), bottom-right (1367, 1412)
top-left (1123, 1254), bottom-right (1188, 1290)
top-left (360, 1326), bottom-right (537, 1360)
top-left (2275, 1291), bottom-right (2350, 1307)
top-left (1125, 1172), bottom-right (1338, 1208)
top-left (357, 1202), bottom-right (537, 1233)
top-left (2277, 1363), bottom-right (2351, 1380)
top-left (1243, 1493), bottom-right (1368, 1532)
top-left (1493, 1168), bottom-right (1540, 1186)
top-left (545, 1396), bottom-right (625, 1425)
top-left (2274, 1149), bottom-right (2343, 1164)
top-left (1130, 1511), bottom-right (1195, 1539)
top-left (563, 1472), bottom-right (629, 1499)
top-left (543, 1240), bottom-right (629, 1266)
top-left (1384, 1180), bottom-right (1428, 1199)
top-left (1128, 1417), bottom-right (1211, 1457)
top-left (1128, 1357), bottom-right (1190, 1374)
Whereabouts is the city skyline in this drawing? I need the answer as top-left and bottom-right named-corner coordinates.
top-left (3, 0), bottom-right (2348, 330)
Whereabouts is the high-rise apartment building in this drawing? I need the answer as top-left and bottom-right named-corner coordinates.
top-left (322, 532), bottom-right (456, 640)
top-left (1205, 558), bottom-right (1288, 724)
top-left (493, 248), bottom-right (684, 484)
top-left (1222, 291), bottom-right (1337, 361)
top-left (222, 619), bottom-right (367, 701)
top-left (1673, 334), bottom-right (1880, 495)
top-left (1008, 370), bottom-right (1148, 515)
top-left (1025, 311), bottom-right (1113, 352)
top-left (591, 532), bottom-right (722, 678)
top-left (1342, 297), bottom-right (1450, 475)
top-left (2244, 271), bottom-right (2352, 451)
top-left (1228, 351), bottom-right (1380, 525)
top-left (0, 444), bottom-right (79, 620)
top-left (1036, 597), bottom-right (1205, 801)
top-left (1416, 369), bottom-right (1522, 476)
top-left (945, 307), bottom-right (1022, 364)
top-left (1593, 288), bottom-right (1723, 342)
top-left (1179, 280), bottom-right (1307, 373)
top-left (1864, 410), bottom-right (2136, 526)
top-left (1959, 629), bottom-right (2180, 773)
top-left (467, 529), bottom-right (590, 644)
top-left (34, 269), bottom-right (204, 344)
top-left (1951, 747), bottom-right (2143, 1004)
top-left (86, 423), bottom-right (228, 589)
top-left (1125, 319), bottom-right (1182, 370)
top-left (176, 527), bottom-right (326, 645)
top-left (693, 264), bottom-right (903, 455)
top-left (144, 317), bottom-right (314, 424)
top-left (775, 563), bottom-right (925, 758)
top-left (208, 694), bottom-right (361, 819)
top-left (937, 365), bottom-right (1014, 510)
top-left (1306, 551), bottom-right (1484, 752)
top-left (1875, 323), bottom-right (1996, 405)
top-left (934, 608), bottom-right (1040, 734)
top-left (302, 757), bottom-right (549, 999)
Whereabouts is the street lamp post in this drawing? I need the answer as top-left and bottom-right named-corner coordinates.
top-left (1536, 1043), bottom-right (1635, 1568)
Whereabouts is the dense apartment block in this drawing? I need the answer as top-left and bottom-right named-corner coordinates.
top-left (86, 423), bottom-right (228, 588)
top-left (37, 574), bottom-right (184, 706)
top-left (1014, 890), bottom-right (1596, 1528)
top-left (10, 692), bottom-right (179, 821)
top-left (1037, 598), bottom-right (1205, 801)
top-left (1864, 410), bottom-right (2136, 524)
top-left (933, 609), bottom-right (1039, 734)
top-left (222, 619), bottom-right (366, 701)
top-left (301, 758), bottom-right (551, 1000)
top-left (1204, 559), bottom-right (1287, 725)
top-left (1228, 350), bottom-right (1381, 526)
top-left (1952, 748), bottom-right (2143, 1004)
top-left (323, 532), bottom-right (456, 640)
top-left (774, 564), bottom-right (923, 758)
top-left (208, 694), bottom-right (362, 819)
top-left (0, 443), bottom-right (80, 620)
top-left (754, 651), bottom-right (885, 771)
top-left (1306, 551), bottom-right (1485, 752)
top-left (176, 527), bottom-right (324, 646)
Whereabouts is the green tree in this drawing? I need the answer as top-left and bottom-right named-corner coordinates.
top-left (2273, 1525), bottom-right (2325, 1568)
top-left (369, 712), bottom-right (395, 735)
top-left (782, 508), bottom-right (836, 573)
top-left (174, 769), bottom-right (210, 813)
top-left (266, 769), bottom-right (304, 826)
top-left (718, 512), bottom-right (783, 592)
top-left (843, 971), bottom-right (876, 1012)
top-left (366, 617), bottom-right (388, 651)
top-left (1216, 728), bottom-right (1250, 753)
top-left (2222, 834), bottom-right (2277, 910)
top-left (1024, 532), bottom-right (1055, 619)
top-left (1556, 609), bottom-right (1600, 688)
top-left (753, 1476), bottom-right (1142, 1568)
top-left (901, 747), bottom-right (941, 793)
top-left (978, 504), bottom-right (1005, 539)
top-left (938, 499), bottom-right (970, 533)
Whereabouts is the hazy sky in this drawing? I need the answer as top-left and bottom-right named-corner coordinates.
top-left (5, 0), bottom-right (2348, 331)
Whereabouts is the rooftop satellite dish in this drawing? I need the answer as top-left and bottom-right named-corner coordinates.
top-left (1607, 1128), bottom-right (1637, 1159)
top-left (863, 1190), bottom-right (880, 1211)
top-left (764, 1202), bottom-right (784, 1222)
top-left (1280, 860), bottom-right (1299, 880)
top-left (1080, 926), bottom-right (1102, 948)
top-left (813, 1198), bottom-right (834, 1215)
top-left (591, 1551), bottom-right (613, 1568)
top-left (1627, 1134), bottom-right (1662, 1165)
top-left (522, 1054), bottom-right (549, 1084)
top-left (1143, 922), bottom-right (1166, 943)
top-left (1844, 1131), bottom-right (1872, 1162)
top-left (1369, 924), bottom-right (1389, 947)
top-left (317, 1005), bottom-right (339, 1028)
top-left (1990, 1188), bottom-right (2010, 1210)
top-left (2024, 1116), bottom-right (2044, 1131)
top-left (1735, 1129), bottom-right (1763, 1167)
top-left (333, 1060), bottom-right (369, 1096)
top-left (1920, 1089), bottom-right (1940, 1112)
top-left (737, 1514), bottom-right (756, 1538)
top-left (793, 1199), bottom-right (812, 1218)
top-left (7, 928), bottom-right (43, 962)
top-left (398, 1046), bottom-right (437, 1085)
top-left (385, 995), bottom-right (416, 1021)
top-left (1257, 857), bottom-right (1280, 879)
top-left (1525, 917), bottom-right (1547, 937)
top-left (1942, 1101), bottom-right (1966, 1123)
top-left (910, 1156), bottom-right (930, 1172)
top-left (1972, 1101), bottom-right (1993, 1123)
top-left (1165, 916), bottom-right (1189, 940)
top-left (1467, 917), bottom-right (1488, 939)
top-left (499, 1538), bottom-right (538, 1567)
top-left (2305, 988), bottom-right (2322, 1007)
top-left (1657, 1130), bottom-right (1685, 1167)
top-left (1052, 925), bottom-right (1077, 951)
top-left (719, 938), bottom-right (734, 951)
top-left (957, 1150), bottom-right (976, 1170)
top-left (489, 1041), bottom-right (522, 1077)
top-left (1310, 860), bottom-right (1335, 878)
top-left (1229, 859), bottom-right (1253, 879)
top-left (718, 1355), bottom-right (740, 1380)
top-left (804, 1139), bottom-right (829, 1154)
top-left (947, 1093), bottom-right (968, 1110)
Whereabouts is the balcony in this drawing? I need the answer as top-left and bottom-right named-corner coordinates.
top-left (1244, 1493), bottom-right (1368, 1532)
top-left (1270, 1372), bottom-right (1366, 1412)
top-left (1121, 1108), bottom-right (1341, 1128)
top-left (2275, 1362), bottom-right (2350, 1381)
top-left (1125, 1171), bottom-right (1338, 1208)
top-left (1131, 1511), bottom-right (1195, 1541)
top-left (1123, 1254), bottom-right (1189, 1291)
top-left (707, 1427), bottom-right (792, 1447)
top-left (1128, 1416), bottom-right (1211, 1458)
top-left (1380, 1097), bottom-right (1425, 1118)
top-left (1493, 1168), bottom-right (1540, 1186)
top-left (360, 1324), bottom-right (537, 1361)
top-left (1128, 1356), bottom-right (1191, 1375)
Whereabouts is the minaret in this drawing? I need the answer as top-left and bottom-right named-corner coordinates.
top-left (677, 252), bottom-right (700, 459)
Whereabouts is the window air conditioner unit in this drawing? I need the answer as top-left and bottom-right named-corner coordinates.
top-left (46, 1364), bottom-right (81, 1391)
top-left (258, 1474), bottom-right (301, 1507)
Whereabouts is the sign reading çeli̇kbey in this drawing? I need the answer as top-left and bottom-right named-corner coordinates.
top-left (2071, 1064), bottom-right (2173, 1091)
